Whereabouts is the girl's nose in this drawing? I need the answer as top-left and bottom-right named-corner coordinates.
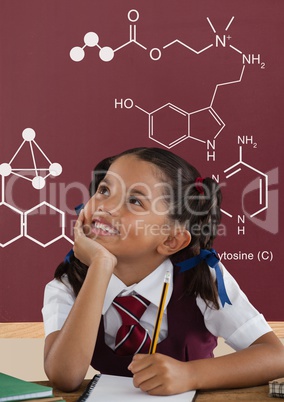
top-left (97, 205), bottom-right (113, 215)
top-left (97, 196), bottom-right (123, 216)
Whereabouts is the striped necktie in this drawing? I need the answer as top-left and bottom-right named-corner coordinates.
top-left (113, 294), bottom-right (151, 356)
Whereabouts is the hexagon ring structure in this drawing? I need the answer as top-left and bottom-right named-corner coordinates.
top-left (148, 103), bottom-right (189, 149)
top-left (24, 201), bottom-right (66, 247)
top-left (224, 150), bottom-right (268, 218)
top-left (0, 202), bottom-right (24, 247)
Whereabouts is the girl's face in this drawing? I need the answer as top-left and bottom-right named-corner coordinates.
top-left (83, 155), bottom-right (174, 267)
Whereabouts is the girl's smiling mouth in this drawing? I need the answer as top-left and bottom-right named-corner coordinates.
top-left (90, 219), bottom-right (120, 236)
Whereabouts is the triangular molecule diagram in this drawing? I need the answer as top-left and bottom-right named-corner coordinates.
top-left (0, 128), bottom-right (62, 190)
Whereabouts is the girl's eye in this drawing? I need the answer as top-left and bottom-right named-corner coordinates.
top-left (129, 196), bottom-right (143, 207)
top-left (97, 185), bottom-right (110, 196)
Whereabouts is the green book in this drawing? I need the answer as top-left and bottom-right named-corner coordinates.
top-left (0, 373), bottom-right (53, 402)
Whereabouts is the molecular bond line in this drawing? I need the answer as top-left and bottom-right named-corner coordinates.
top-left (0, 128), bottom-right (62, 190)
top-left (69, 11), bottom-right (250, 63)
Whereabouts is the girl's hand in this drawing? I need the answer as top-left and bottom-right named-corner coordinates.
top-left (73, 209), bottom-right (117, 269)
top-left (128, 353), bottom-right (194, 396)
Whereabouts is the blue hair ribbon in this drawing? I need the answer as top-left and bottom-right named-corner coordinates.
top-left (64, 249), bottom-right (74, 264)
top-left (64, 203), bottom-right (84, 263)
top-left (75, 203), bottom-right (84, 215)
top-left (176, 248), bottom-right (232, 307)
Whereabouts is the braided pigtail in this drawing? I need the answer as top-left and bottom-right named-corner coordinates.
top-left (171, 176), bottom-right (222, 309)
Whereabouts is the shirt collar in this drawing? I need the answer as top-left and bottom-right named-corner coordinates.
top-left (102, 259), bottom-right (174, 315)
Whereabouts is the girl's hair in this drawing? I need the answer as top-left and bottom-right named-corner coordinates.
top-left (55, 147), bottom-right (222, 308)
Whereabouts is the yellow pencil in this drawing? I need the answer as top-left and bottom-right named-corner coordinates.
top-left (149, 271), bottom-right (171, 354)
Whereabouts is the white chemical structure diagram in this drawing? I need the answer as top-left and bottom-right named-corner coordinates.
top-left (70, 9), bottom-right (264, 155)
top-left (70, 10), bottom-right (263, 64)
top-left (115, 64), bottom-right (245, 152)
top-left (0, 128), bottom-right (73, 247)
top-left (219, 137), bottom-right (269, 235)
top-left (0, 128), bottom-right (62, 190)
top-left (68, 9), bottom-right (271, 234)
top-left (70, 10), bottom-right (146, 62)
top-left (223, 146), bottom-right (268, 218)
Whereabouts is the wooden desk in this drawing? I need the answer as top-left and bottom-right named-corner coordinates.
top-left (38, 380), bottom-right (272, 401)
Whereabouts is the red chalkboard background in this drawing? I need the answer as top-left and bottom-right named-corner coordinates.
top-left (0, 0), bottom-right (283, 321)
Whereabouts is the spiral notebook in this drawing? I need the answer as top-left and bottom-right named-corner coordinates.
top-left (78, 374), bottom-right (196, 402)
top-left (269, 377), bottom-right (284, 399)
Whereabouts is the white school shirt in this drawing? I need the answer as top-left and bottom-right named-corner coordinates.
top-left (42, 259), bottom-right (272, 351)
